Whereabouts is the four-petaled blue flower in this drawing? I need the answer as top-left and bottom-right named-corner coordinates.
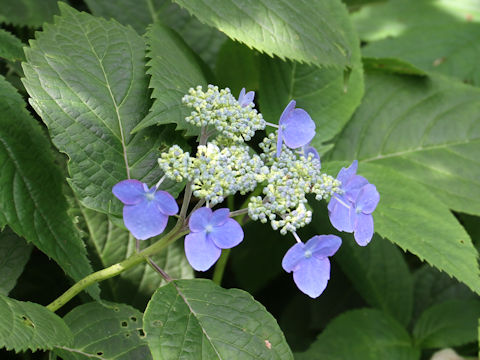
top-left (185, 207), bottom-right (244, 271)
top-left (328, 161), bottom-right (380, 246)
top-left (282, 235), bottom-right (342, 298)
top-left (113, 180), bottom-right (178, 240)
top-left (238, 88), bottom-right (255, 107)
top-left (276, 100), bottom-right (315, 157)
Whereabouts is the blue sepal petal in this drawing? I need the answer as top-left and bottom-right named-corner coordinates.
top-left (113, 179), bottom-right (146, 205)
top-left (123, 201), bottom-right (168, 240)
top-left (184, 231), bottom-right (222, 271)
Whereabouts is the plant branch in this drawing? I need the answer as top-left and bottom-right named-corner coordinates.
top-left (46, 224), bottom-right (189, 312)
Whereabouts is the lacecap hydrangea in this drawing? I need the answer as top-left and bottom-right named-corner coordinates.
top-left (112, 85), bottom-right (380, 298)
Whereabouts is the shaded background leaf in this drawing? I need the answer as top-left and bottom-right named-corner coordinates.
top-left (0, 294), bottom-right (72, 352)
top-left (0, 73), bottom-right (97, 296)
top-left (52, 301), bottom-right (151, 360)
top-left (413, 300), bottom-right (480, 349)
top-left (0, 0), bottom-right (59, 27)
top-left (132, 23), bottom-right (207, 136)
top-left (295, 309), bottom-right (420, 360)
top-left (0, 227), bottom-right (32, 296)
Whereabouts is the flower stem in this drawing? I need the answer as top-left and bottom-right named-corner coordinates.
top-left (46, 225), bottom-right (188, 312)
top-left (212, 249), bottom-right (231, 286)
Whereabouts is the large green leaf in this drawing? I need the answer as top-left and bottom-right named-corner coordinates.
top-left (85, 0), bottom-right (226, 65)
top-left (412, 265), bottom-right (477, 320)
top-left (333, 234), bottom-right (413, 325)
top-left (132, 23), bottom-right (207, 136)
top-left (322, 162), bottom-right (480, 295)
top-left (0, 74), bottom-right (97, 296)
top-left (0, 294), bottom-right (72, 352)
top-left (22, 3), bottom-right (181, 215)
top-left (84, 0), bottom-right (158, 33)
top-left (353, 0), bottom-right (480, 84)
top-left (258, 18), bottom-right (363, 153)
top-left (52, 302), bottom-right (151, 360)
top-left (172, 0), bottom-right (354, 68)
top-left (144, 279), bottom-right (293, 359)
top-left (413, 300), bottom-right (480, 349)
top-left (331, 71), bottom-right (480, 216)
top-left (0, 228), bottom-right (32, 296)
top-left (0, 29), bottom-right (24, 62)
top-left (295, 309), bottom-right (420, 360)
top-left (77, 206), bottom-right (193, 309)
top-left (0, 0), bottom-right (59, 26)
top-left (215, 39), bottom-right (260, 96)
top-left (158, 1), bottom-right (226, 66)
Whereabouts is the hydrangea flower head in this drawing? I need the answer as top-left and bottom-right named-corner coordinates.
top-left (185, 207), bottom-right (244, 271)
top-left (276, 100), bottom-right (315, 157)
top-left (112, 180), bottom-right (178, 240)
top-left (238, 88), bottom-right (255, 107)
top-left (282, 235), bottom-right (341, 298)
top-left (328, 161), bottom-right (380, 246)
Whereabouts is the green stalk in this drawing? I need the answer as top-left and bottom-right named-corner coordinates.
top-left (47, 225), bottom-right (188, 312)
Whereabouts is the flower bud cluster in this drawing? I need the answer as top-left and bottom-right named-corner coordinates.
top-left (159, 142), bottom-right (268, 206)
top-left (182, 85), bottom-right (265, 142)
top-left (248, 133), bottom-right (341, 234)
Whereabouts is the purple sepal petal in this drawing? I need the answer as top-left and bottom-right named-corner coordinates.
top-left (189, 207), bottom-right (212, 232)
top-left (184, 231), bottom-right (221, 271)
top-left (211, 208), bottom-right (230, 227)
top-left (238, 88), bottom-right (245, 102)
top-left (238, 88), bottom-right (255, 107)
top-left (337, 160), bottom-right (358, 185)
top-left (328, 196), bottom-right (354, 232)
top-left (307, 235), bottom-right (342, 258)
top-left (354, 213), bottom-right (374, 246)
top-left (343, 175), bottom-right (369, 201)
top-left (282, 108), bottom-right (315, 149)
top-left (209, 218), bottom-right (244, 249)
top-left (282, 242), bottom-right (306, 273)
top-left (113, 180), bottom-right (146, 205)
top-left (123, 202), bottom-right (168, 240)
top-left (292, 257), bottom-right (330, 298)
top-left (303, 145), bottom-right (320, 162)
top-left (356, 184), bottom-right (380, 214)
top-left (279, 100), bottom-right (297, 125)
top-left (154, 190), bottom-right (179, 215)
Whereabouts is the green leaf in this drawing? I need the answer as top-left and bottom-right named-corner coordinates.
top-left (0, 73), bottom-right (97, 297)
top-left (158, 1), bottom-right (227, 66)
top-left (413, 300), bottom-right (480, 349)
top-left (412, 265), bottom-right (477, 321)
top-left (22, 3), bottom-right (182, 216)
top-left (258, 20), bottom-right (363, 152)
top-left (323, 161), bottom-right (480, 295)
top-left (84, 0), bottom-right (158, 34)
top-left (333, 234), bottom-right (413, 325)
top-left (295, 309), bottom-right (420, 360)
top-left (0, 29), bottom-right (24, 62)
top-left (172, 0), bottom-right (354, 68)
top-left (215, 39), bottom-right (260, 96)
top-left (52, 302), bottom-right (151, 360)
top-left (0, 227), bottom-right (32, 296)
top-left (76, 206), bottom-right (193, 309)
top-left (0, 0), bottom-right (59, 27)
top-left (144, 279), bottom-right (293, 359)
top-left (132, 22), bottom-right (207, 136)
top-left (0, 294), bottom-right (72, 352)
top-left (363, 57), bottom-right (427, 76)
top-left (331, 71), bottom-right (480, 216)
top-left (353, 0), bottom-right (480, 84)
